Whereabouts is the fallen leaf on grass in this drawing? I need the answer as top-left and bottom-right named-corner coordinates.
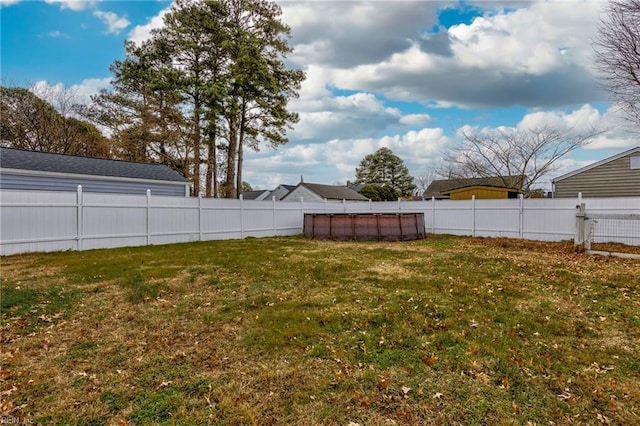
top-left (422, 355), bottom-right (438, 366)
top-left (401, 386), bottom-right (411, 397)
top-left (1, 386), bottom-right (17, 397)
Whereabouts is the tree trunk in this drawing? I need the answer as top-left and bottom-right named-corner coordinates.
top-left (205, 125), bottom-right (216, 198)
top-left (236, 101), bottom-right (247, 199)
top-left (193, 96), bottom-right (201, 196)
top-left (224, 112), bottom-right (238, 198)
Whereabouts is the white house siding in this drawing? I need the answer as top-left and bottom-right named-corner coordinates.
top-left (270, 185), bottom-right (293, 200)
top-left (282, 186), bottom-right (324, 202)
top-left (554, 154), bottom-right (640, 198)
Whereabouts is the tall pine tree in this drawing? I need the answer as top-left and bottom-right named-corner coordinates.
top-left (354, 147), bottom-right (417, 196)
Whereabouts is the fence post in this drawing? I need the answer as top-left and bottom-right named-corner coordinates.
top-left (324, 198), bottom-right (327, 213)
top-left (431, 196), bottom-right (435, 234)
top-left (343, 199), bottom-right (346, 213)
top-left (198, 193), bottom-right (203, 241)
top-left (76, 185), bottom-right (83, 251)
top-left (575, 203), bottom-right (586, 248)
top-left (519, 194), bottom-right (524, 239)
top-left (398, 197), bottom-right (402, 213)
top-left (240, 194), bottom-right (244, 239)
top-left (472, 195), bottom-right (476, 237)
top-left (146, 189), bottom-right (151, 246)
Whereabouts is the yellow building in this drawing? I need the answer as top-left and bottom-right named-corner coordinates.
top-left (443, 185), bottom-right (521, 200)
top-left (424, 176), bottom-right (525, 200)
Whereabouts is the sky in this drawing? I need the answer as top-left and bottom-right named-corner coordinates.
top-left (1, 0), bottom-right (637, 192)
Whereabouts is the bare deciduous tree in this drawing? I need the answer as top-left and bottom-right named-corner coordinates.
top-left (594, 0), bottom-right (640, 129)
top-left (414, 169), bottom-right (440, 197)
top-left (444, 126), bottom-right (602, 195)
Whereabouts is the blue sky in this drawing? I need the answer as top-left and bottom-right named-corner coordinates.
top-left (1, 0), bottom-right (635, 191)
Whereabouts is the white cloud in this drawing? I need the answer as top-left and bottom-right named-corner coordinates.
top-left (288, 0), bottom-right (605, 109)
top-left (244, 126), bottom-right (451, 189)
top-left (400, 114), bottom-right (432, 125)
top-left (290, 91), bottom-right (401, 141)
top-left (31, 78), bottom-right (111, 110)
top-left (94, 10), bottom-right (130, 35)
top-left (44, 0), bottom-right (97, 11)
top-left (127, 7), bottom-right (169, 45)
top-left (46, 30), bottom-right (71, 39)
top-left (0, 0), bottom-right (21, 7)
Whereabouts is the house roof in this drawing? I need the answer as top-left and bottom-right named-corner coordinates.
top-left (424, 176), bottom-right (525, 198)
top-left (283, 182), bottom-right (370, 201)
top-left (276, 184), bottom-right (296, 192)
top-left (552, 146), bottom-right (640, 183)
top-left (241, 190), bottom-right (271, 200)
top-left (0, 147), bottom-right (188, 183)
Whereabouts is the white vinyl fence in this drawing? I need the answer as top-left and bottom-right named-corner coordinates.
top-left (1, 187), bottom-right (638, 256)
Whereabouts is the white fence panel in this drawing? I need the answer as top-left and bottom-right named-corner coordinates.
top-left (201, 198), bottom-right (243, 240)
top-left (275, 202), bottom-right (305, 236)
top-left (0, 190), bottom-right (78, 254)
top-left (82, 192), bottom-right (148, 250)
top-left (520, 198), bottom-right (577, 242)
top-left (474, 198), bottom-right (521, 238)
top-left (149, 195), bottom-right (200, 245)
top-left (433, 200), bottom-right (474, 236)
top-left (1, 188), bottom-right (639, 256)
top-left (243, 199), bottom-right (279, 238)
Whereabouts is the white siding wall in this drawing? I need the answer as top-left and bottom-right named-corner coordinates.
top-left (282, 186), bottom-right (324, 202)
top-left (1, 189), bottom-right (638, 256)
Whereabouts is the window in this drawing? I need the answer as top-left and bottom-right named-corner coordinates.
top-left (631, 156), bottom-right (640, 170)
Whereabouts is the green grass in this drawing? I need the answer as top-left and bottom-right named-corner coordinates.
top-left (1, 235), bottom-right (639, 425)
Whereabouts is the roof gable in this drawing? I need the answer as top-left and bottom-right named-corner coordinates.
top-left (241, 190), bottom-right (271, 200)
top-left (0, 147), bottom-right (188, 183)
top-left (283, 182), bottom-right (370, 201)
top-left (552, 146), bottom-right (640, 183)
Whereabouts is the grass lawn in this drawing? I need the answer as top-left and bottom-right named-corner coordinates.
top-left (1, 235), bottom-right (639, 425)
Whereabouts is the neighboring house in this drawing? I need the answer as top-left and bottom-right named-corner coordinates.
top-left (241, 184), bottom-right (295, 201)
top-left (0, 147), bottom-right (190, 196)
top-left (552, 146), bottom-right (640, 198)
top-left (281, 182), bottom-right (370, 202)
top-left (270, 184), bottom-right (296, 200)
top-left (424, 176), bottom-right (525, 200)
top-left (241, 189), bottom-right (272, 200)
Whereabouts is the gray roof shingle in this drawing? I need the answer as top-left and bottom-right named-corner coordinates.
top-left (288, 182), bottom-right (370, 201)
top-left (0, 147), bottom-right (188, 183)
